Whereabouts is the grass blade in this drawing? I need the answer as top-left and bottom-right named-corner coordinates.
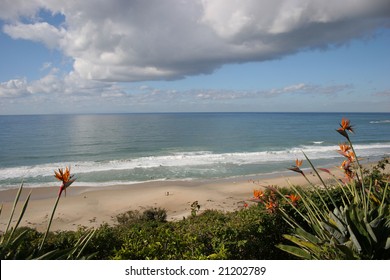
top-left (4, 182), bottom-right (24, 235)
top-left (6, 190), bottom-right (31, 245)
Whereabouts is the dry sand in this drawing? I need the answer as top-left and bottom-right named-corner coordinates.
top-left (0, 166), bottom-right (356, 232)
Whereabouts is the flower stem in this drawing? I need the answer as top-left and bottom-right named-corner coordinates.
top-left (39, 193), bottom-right (61, 251)
top-left (347, 139), bottom-right (367, 216)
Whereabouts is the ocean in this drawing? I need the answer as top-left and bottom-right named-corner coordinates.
top-left (0, 112), bottom-right (389, 189)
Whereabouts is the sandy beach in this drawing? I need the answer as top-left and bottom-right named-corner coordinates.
top-left (0, 167), bottom-right (350, 232)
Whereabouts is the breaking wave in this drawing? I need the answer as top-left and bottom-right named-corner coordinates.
top-left (370, 120), bottom-right (390, 124)
top-left (1, 142), bottom-right (389, 183)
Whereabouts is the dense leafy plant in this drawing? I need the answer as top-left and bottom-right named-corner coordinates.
top-left (35, 206), bottom-right (293, 260)
top-left (116, 207), bottom-right (167, 225)
top-left (275, 118), bottom-right (390, 259)
top-left (111, 207), bottom-right (293, 260)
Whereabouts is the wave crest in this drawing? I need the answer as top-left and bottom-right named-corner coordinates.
top-left (1, 142), bottom-right (389, 181)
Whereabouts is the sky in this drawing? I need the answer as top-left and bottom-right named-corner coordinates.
top-left (0, 0), bottom-right (389, 114)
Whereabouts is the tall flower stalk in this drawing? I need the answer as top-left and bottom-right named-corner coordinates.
top-left (39, 166), bottom-right (76, 251)
top-left (1, 166), bottom-right (95, 259)
top-left (336, 118), bottom-right (368, 215)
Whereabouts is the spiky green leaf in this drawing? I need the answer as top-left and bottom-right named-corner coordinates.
top-left (364, 219), bottom-right (378, 243)
top-left (295, 227), bottom-right (321, 243)
top-left (322, 221), bottom-right (347, 244)
top-left (329, 211), bottom-right (348, 236)
top-left (369, 214), bottom-right (384, 228)
top-left (5, 182), bottom-right (24, 235)
top-left (6, 191), bottom-right (31, 245)
top-left (346, 204), bottom-right (372, 250)
top-left (347, 225), bottom-right (362, 253)
top-left (283, 234), bottom-right (323, 254)
top-left (276, 244), bottom-right (311, 259)
top-left (385, 237), bottom-right (390, 250)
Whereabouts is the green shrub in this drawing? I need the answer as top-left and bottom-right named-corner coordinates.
top-left (0, 227), bottom-right (41, 259)
top-left (141, 207), bottom-right (167, 223)
top-left (113, 222), bottom-right (208, 260)
top-left (116, 207), bottom-right (167, 226)
top-left (109, 206), bottom-right (295, 260)
top-left (116, 210), bottom-right (143, 225)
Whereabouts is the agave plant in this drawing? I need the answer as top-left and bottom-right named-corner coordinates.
top-left (275, 118), bottom-right (390, 260)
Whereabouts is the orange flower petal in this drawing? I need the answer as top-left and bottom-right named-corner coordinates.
top-left (295, 159), bottom-right (303, 167)
top-left (339, 118), bottom-right (354, 133)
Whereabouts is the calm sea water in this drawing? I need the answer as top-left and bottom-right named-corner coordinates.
top-left (0, 112), bottom-right (389, 189)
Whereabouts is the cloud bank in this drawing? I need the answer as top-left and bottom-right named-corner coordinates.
top-left (2, 0), bottom-right (390, 82)
top-left (0, 70), bottom-right (352, 103)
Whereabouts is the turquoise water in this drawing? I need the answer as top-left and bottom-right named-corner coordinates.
top-left (0, 112), bottom-right (389, 189)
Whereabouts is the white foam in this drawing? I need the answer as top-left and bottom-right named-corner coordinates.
top-left (1, 143), bottom-right (389, 181)
top-left (0, 178), bottom-right (195, 190)
top-left (370, 120), bottom-right (390, 124)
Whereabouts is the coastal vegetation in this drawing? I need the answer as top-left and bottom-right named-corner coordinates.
top-left (0, 119), bottom-right (389, 260)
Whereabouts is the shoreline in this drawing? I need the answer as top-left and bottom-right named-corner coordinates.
top-left (0, 167), bottom-right (348, 232)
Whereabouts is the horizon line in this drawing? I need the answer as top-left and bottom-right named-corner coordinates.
top-left (1, 111), bottom-right (390, 117)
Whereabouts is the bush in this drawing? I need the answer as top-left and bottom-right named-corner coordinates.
top-left (0, 227), bottom-right (41, 259)
top-left (116, 207), bottom-right (167, 226)
top-left (141, 207), bottom-right (167, 223)
top-left (112, 206), bottom-right (295, 260)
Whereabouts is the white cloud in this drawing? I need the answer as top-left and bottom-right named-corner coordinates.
top-left (126, 83), bottom-right (352, 103)
top-left (1, 0), bottom-right (389, 82)
top-left (263, 83), bottom-right (353, 97)
top-left (1, 72), bottom-right (385, 113)
top-left (0, 71), bottom-right (351, 105)
top-left (0, 71), bottom-right (126, 102)
top-left (0, 78), bottom-right (30, 98)
top-left (3, 22), bottom-right (65, 49)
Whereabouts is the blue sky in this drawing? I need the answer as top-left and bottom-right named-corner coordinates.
top-left (0, 0), bottom-right (389, 114)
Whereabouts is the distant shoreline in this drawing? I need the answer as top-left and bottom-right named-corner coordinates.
top-left (1, 159), bottom-right (388, 233)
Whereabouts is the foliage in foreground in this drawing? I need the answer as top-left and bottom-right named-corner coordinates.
top-left (0, 168), bottom-right (95, 260)
top-left (5, 206), bottom-right (294, 260)
top-left (273, 119), bottom-right (390, 259)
